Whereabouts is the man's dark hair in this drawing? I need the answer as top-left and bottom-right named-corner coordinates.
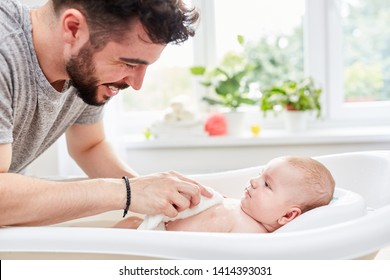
top-left (51, 0), bottom-right (199, 50)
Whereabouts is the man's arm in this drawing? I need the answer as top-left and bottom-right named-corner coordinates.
top-left (66, 121), bottom-right (138, 178)
top-left (0, 142), bottom-right (126, 226)
top-left (0, 143), bottom-right (11, 173)
top-left (0, 168), bottom-right (211, 226)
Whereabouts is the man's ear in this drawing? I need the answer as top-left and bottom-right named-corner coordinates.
top-left (61, 9), bottom-right (90, 49)
top-left (278, 207), bottom-right (302, 225)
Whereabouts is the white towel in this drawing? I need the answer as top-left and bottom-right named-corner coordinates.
top-left (138, 188), bottom-right (224, 230)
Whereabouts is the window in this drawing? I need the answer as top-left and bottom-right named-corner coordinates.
top-left (213, 0), bottom-right (305, 90)
top-left (342, 0), bottom-right (390, 103)
top-left (327, 0), bottom-right (390, 121)
top-left (120, 0), bottom-right (390, 127)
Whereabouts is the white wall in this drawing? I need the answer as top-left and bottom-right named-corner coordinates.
top-left (27, 126), bottom-right (390, 177)
top-left (29, 140), bottom-right (390, 178)
top-left (26, 140), bottom-right (61, 178)
top-left (124, 130), bottom-right (390, 174)
top-left (124, 144), bottom-right (386, 175)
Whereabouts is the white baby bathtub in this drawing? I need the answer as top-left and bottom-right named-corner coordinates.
top-left (1, 150), bottom-right (390, 259)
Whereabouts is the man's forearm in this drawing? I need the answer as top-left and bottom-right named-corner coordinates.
top-left (0, 173), bottom-right (125, 226)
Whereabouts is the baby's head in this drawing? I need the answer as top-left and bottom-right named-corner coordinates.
top-left (282, 156), bottom-right (335, 212)
top-left (240, 156), bottom-right (335, 232)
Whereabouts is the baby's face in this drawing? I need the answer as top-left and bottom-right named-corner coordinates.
top-left (240, 158), bottom-right (303, 225)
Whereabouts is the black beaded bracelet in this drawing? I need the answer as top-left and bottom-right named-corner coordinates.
top-left (122, 176), bottom-right (131, 218)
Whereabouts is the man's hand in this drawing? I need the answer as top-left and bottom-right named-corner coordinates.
top-left (129, 171), bottom-right (213, 218)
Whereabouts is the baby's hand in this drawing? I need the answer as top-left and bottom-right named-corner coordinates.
top-left (114, 216), bottom-right (144, 229)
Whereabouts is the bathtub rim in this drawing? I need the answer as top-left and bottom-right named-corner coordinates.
top-left (1, 203), bottom-right (390, 260)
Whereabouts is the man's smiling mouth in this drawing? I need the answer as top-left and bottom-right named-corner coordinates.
top-left (108, 85), bottom-right (120, 95)
top-left (103, 83), bottom-right (129, 97)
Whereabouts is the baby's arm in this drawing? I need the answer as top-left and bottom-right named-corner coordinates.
top-left (114, 216), bottom-right (144, 229)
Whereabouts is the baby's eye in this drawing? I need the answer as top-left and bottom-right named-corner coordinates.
top-left (264, 181), bottom-right (270, 189)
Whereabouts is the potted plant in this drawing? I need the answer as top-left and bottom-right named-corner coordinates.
top-left (190, 62), bottom-right (257, 111)
top-left (260, 77), bottom-right (322, 132)
top-left (190, 36), bottom-right (258, 135)
top-left (190, 38), bottom-right (258, 110)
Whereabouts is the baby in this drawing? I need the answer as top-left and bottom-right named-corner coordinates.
top-left (115, 156), bottom-right (335, 233)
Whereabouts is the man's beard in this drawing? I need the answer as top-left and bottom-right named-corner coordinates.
top-left (66, 44), bottom-right (129, 106)
top-left (66, 44), bottom-right (105, 106)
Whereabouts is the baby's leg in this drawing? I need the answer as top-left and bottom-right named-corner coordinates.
top-left (114, 216), bottom-right (144, 229)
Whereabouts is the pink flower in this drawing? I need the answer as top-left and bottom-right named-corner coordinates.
top-left (204, 113), bottom-right (227, 136)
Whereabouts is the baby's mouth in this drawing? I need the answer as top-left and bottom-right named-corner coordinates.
top-left (245, 187), bottom-right (252, 198)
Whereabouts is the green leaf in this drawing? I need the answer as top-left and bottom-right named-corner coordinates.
top-left (215, 79), bottom-right (240, 96)
top-left (239, 97), bottom-right (258, 105)
top-left (202, 97), bottom-right (224, 106)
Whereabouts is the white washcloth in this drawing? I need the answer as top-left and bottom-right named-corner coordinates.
top-left (138, 188), bottom-right (224, 230)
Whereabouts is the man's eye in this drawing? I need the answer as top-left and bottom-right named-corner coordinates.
top-left (125, 64), bottom-right (136, 69)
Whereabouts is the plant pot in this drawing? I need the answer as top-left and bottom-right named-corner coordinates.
top-left (283, 110), bottom-right (310, 133)
top-left (223, 111), bottom-right (246, 136)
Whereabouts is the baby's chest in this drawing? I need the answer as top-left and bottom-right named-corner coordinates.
top-left (201, 205), bottom-right (244, 232)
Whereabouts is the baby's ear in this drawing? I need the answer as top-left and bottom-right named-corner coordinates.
top-left (278, 207), bottom-right (302, 225)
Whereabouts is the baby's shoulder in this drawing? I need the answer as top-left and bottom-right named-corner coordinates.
top-left (231, 218), bottom-right (268, 233)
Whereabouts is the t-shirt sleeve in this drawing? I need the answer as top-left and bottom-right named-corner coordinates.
top-left (0, 55), bottom-right (14, 144)
top-left (75, 104), bottom-right (105, 125)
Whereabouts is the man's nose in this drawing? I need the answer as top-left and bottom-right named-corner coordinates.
top-left (124, 66), bottom-right (147, 90)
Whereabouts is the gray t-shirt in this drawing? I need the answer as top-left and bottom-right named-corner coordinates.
top-left (0, 0), bottom-right (104, 173)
